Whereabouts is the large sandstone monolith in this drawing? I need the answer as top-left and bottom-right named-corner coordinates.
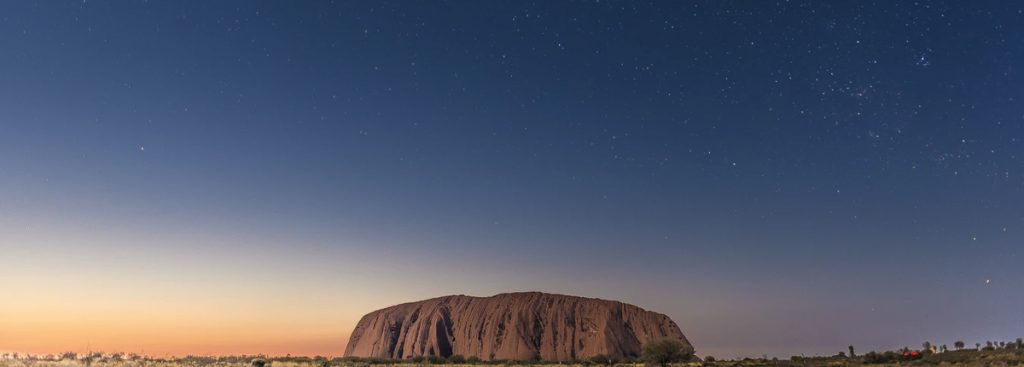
top-left (343, 292), bottom-right (692, 361)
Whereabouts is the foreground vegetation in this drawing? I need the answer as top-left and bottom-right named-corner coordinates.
top-left (3, 339), bottom-right (1023, 367)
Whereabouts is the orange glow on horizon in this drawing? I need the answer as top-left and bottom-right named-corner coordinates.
top-left (2, 314), bottom-right (353, 357)
top-left (0, 235), bottom-right (408, 358)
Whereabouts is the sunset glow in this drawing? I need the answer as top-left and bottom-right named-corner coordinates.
top-left (3, 0), bottom-right (1023, 360)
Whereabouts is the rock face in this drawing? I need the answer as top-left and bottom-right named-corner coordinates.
top-left (344, 292), bottom-right (692, 361)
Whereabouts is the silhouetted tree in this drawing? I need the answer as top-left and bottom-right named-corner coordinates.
top-left (954, 341), bottom-right (965, 350)
top-left (922, 341), bottom-right (932, 353)
top-left (848, 345), bottom-right (856, 358)
top-left (641, 338), bottom-right (694, 367)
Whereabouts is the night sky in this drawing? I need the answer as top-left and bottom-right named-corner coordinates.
top-left (1, 0), bottom-right (1023, 359)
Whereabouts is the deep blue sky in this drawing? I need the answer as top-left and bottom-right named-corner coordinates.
top-left (1, 0), bottom-right (1022, 359)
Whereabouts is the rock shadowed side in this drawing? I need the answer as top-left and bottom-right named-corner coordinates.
top-left (343, 292), bottom-right (692, 361)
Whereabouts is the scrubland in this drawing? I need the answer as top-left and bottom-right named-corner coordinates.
top-left (3, 347), bottom-right (1023, 367)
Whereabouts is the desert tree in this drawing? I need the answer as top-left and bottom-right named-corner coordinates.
top-left (641, 338), bottom-right (694, 367)
top-left (954, 341), bottom-right (965, 350)
top-left (848, 345), bottom-right (855, 358)
top-left (922, 341), bottom-right (932, 353)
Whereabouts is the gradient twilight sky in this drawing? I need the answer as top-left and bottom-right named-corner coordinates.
top-left (1, 0), bottom-right (1023, 360)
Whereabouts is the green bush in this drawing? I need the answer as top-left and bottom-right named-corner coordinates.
top-left (862, 351), bottom-right (899, 364)
top-left (427, 356), bottom-right (448, 364)
top-left (641, 338), bottom-right (695, 367)
top-left (588, 354), bottom-right (615, 366)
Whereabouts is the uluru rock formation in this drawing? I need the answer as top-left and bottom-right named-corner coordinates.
top-left (344, 292), bottom-right (692, 361)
